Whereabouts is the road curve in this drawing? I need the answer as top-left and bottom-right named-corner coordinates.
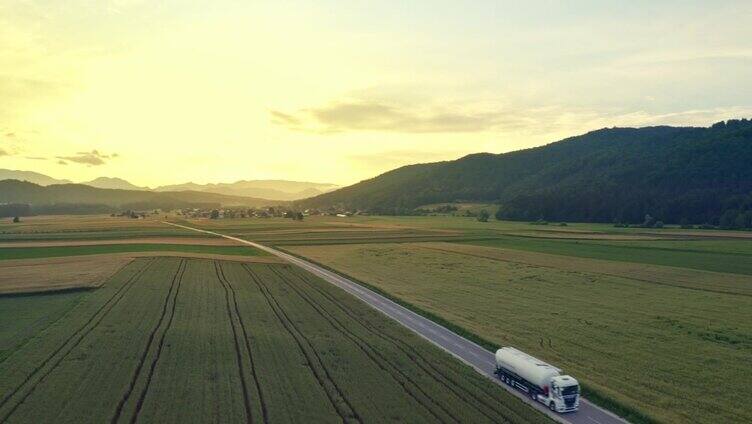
top-left (164, 222), bottom-right (629, 424)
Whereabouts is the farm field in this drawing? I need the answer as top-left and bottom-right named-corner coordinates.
top-left (0, 257), bottom-right (548, 424)
top-left (0, 215), bottom-right (207, 242)
top-left (0, 243), bottom-right (270, 261)
top-left (286, 242), bottom-right (752, 424)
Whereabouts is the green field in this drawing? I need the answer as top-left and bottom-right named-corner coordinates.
top-left (0, 244), bottom-right (268, 260)
top-left (462, 236), bottom-right (752, 275)
top-left (0, 292), bottom-right (87, 363)
top-left (0, 215), bottom-right (209, 241)
top-left (0, 257), bottom-right (547, 423)
top-left (286, 241), bottom-right (752, 424)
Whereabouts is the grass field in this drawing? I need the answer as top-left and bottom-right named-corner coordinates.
top-left (0, 291), bottom-right (86, 363)
top-left (463, 236), bottom-right (752, 275)
top-left (0, 257), bottom-right (548, 423)
top-left (0, 244), bottom-right (268, 260)
top-left (286, 242), bottom-right (752, 424)
top-left (0, 215), bottom-right (207, 241)
top-left (6, 214), bottom-right (750, 423)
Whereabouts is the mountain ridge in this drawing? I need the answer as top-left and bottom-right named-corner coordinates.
top-left (0, 169), bottom-right (337, 201)
top-left (298, 119), bottom-right (752, 225)
top-left (0, 180), bottom-right (276, 215)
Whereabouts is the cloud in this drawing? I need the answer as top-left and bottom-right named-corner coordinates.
top-left (270, 110), bottom-right (302, 127)
top-left (5, 132), bottom-right (15, 138)
top-left (0, 148), bottom-right (8, 156)
top-left (57, 160), bottom-right (68, 165)
top-left (272, 100), bottom-right (520, 134)
top-left (25, 156), bottom-right (47, 160)
top-left (55, 149), bottom-right (117, 166)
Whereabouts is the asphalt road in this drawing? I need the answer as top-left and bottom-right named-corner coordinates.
top-left (165, 222), bottom-right (629, 424)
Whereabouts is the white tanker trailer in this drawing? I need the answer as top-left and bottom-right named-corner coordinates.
top-left (494, 347), bottom-right (580, 413)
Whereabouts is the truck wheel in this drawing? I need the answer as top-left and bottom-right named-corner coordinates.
top-left (530, 390), bottom-right (537, 401)
top-left (549, 402), bottom-right (556, 412)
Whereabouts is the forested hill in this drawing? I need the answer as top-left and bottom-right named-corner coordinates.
top-left (299, 119), bottom-right (752, 225)
top-left (0, 180), bottom-right (273, 215)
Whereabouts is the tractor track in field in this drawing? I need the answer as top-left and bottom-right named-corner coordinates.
top-left (110, 259), bottom-right (187, 424)
top-left (243, 265), bottom-right (361, 424)
top-left (268, 265), bottom-right (460, 424)
top-left (284, 265), bottom-right (528, 424)
top-left (215, 261), bottom-right (269, 424)
top-left (0, 258), bottom-right (156, 423)
top-left (214, 261), bottom-right (253, 423)
top-left (128, 259), bottom-right (187, 424)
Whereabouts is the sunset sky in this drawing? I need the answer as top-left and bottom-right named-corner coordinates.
top-left (1, 1), bottom-right (751, 187)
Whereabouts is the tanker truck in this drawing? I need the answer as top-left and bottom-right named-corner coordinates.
top-left (494, 347), bottom-right (580, 413)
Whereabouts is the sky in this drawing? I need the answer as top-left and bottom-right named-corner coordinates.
top-left (1, 1), bottom-right (751, 187)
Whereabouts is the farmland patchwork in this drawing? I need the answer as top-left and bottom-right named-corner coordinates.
top-left (0, 257), bottom-right (547, 423)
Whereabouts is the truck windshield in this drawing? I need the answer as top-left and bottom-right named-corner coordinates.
top-left (561, 385), bottom-right (579, 396)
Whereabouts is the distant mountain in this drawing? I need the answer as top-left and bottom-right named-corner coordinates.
top-left (0, 180), bottom-right (276, 215)
top-left (299, 119), bottom-right (752, 226)
top-left (0, 169), bottom-right (337, 201)
top-left (0, 169), bottom-right (71, 186)
top-left (83, 177), bottom-right (149, 191)
top-left (154, 180), bottom-right (338, 201)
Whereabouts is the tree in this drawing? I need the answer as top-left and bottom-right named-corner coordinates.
top-left (642, 214), bottom-right (656, 228)
top-left (719, 209), bottom-right (738, 229)
top-left (477, 209), bottom-right (490, 222)
top-left (210, 209), bottom-right (220, 219)
top-left (294, 212), bottom-right (304, 221)
top-left (735, 211), bottom-right (752, 229)
top-left (12, 216), bottom-right (20, 223)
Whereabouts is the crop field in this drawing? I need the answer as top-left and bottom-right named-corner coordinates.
top-left (0, 243), bottom-right (270, 261)
top-left (0, 215), bottom-right (206, 242)
top-left (286, 242), bottom-right (752, 424)
top-left (0, 257), bottom-right (547, 424)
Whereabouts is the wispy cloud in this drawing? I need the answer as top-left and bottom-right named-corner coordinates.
top-left (273, 96), bottom-right (752, 138)
top-left (57, 159), bottom-right (68, 165)
top-left (25, 156), bottom-right (47, 160)
top-left (272, 100), bottom-right (521, 134)
top-left (0, 148), bottom-right (9, 157)
top-left (270, 110), bottom-right (302, 128)
top-left (55, 149), bottom-right (116, 166)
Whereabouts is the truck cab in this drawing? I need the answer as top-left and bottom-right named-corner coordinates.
top-left (542, 375), bottom-right (580, 413)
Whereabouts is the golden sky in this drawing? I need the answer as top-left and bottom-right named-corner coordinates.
top-left (1, 1), bottom-right (751, 187)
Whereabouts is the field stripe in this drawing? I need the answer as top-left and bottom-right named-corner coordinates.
top-left (215, 261), bottom-right (269, 424)
top-left (127, 260), bottom-right (188, 424)
top-left (243, 264), bottom-right (361, 424)
top-left (0, 258), bottom-right (156, 422)
top-left (417, 243), bottom-right (752, 298)
top-left (267, 265), bottom-right (462, 424)
top-left (110, 259), bottom-right (187, 424)
top-left (284, 265), bottom-right (531, 423)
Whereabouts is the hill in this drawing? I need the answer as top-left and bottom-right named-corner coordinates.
top-left (154, 179), bottom-right (338, 201)
top-left (0, 180), bottom-right (275, 216)
top-left (83, 176), bottom-right (149, 191)
top-left (299, 119), bottom-right (752, 226)
top-left (0, 169), bottom-right (71, 186)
